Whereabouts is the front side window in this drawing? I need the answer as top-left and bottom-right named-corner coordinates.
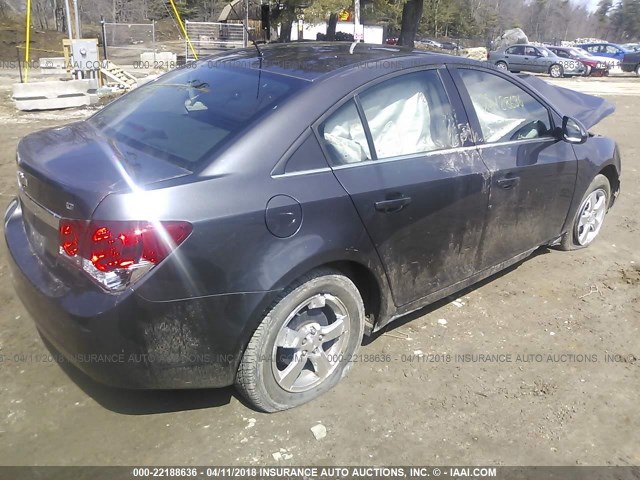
top-left (358, 70), bottom-right (458, 159)
top-left (458, 69), bottom-right (552, 144)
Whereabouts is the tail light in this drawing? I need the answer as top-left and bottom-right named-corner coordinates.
top-left (58, 219), bottom-right (192, 291)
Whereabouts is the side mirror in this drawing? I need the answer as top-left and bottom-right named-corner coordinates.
top-left (561, 116), bottom-right (588, 144)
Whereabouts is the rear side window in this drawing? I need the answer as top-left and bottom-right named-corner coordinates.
top-left (458, 69), bottom-right (552, 144)
top-left (506, 46), bottom-right (524, 55)
top-left (320, 100), bottom-right (372, 165)
top-left (88, 63), bottom-right (304, 167)
top-left (358, 70), bottom-right (458, 159)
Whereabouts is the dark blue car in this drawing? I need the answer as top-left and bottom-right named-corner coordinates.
top-left (5, 43), bottom-right (622, 411)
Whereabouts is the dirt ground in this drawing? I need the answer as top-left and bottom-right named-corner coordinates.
top-left (0, 71), bottom-right (638, 467)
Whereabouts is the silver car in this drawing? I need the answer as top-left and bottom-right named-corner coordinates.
top-left (490, 44), bottom-right (581, 78)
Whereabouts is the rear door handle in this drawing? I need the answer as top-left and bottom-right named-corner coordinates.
top-left (374, 196), bottom-right (412, 213)
top-left (497, 177), bottom-right (520, 189)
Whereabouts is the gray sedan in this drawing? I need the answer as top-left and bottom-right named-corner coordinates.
top-left (490, 44), bottom-right (583, 77)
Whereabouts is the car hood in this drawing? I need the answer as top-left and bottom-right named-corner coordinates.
top-left (519, 75), bottom-right (615, 129)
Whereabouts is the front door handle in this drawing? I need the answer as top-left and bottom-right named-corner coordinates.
top-left (497, 176), bottom-right (520, 189)
top-left (374, 196), bottom-right (412, 213)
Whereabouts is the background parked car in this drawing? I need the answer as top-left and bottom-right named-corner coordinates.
top-left (619, 48), bottom-right (640, 75)
top-left (578, 42), bottom-right (640, 73)
top-left (622, 43), bottom-right (640, 52)
top-left (418, 38), bottom-right (442, 48)
top-left (574, 46), bottom-right (621, 70)
top-left (546, 46), bottom-right (610, 77)
top-left (576, 42), bottom-right (640, 73)
top-left (578, 42), bottom-right (627, 61)
top-left (439, 41), bottom-right (459, 50)
top-left (489, 44), bottom-right (569, 77)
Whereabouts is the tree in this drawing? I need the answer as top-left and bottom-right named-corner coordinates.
top-left (305, 0), bottom-right (350, 40)
top-left (398, 0), bottom-right (423, 47)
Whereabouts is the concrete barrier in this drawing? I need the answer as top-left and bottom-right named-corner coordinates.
top-left (39, 57), bottom-right (67, 75)
top-left (13, 79), bottom-right (98, 111)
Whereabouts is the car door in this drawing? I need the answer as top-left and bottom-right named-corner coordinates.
top-left (505, 45), bottom-right (525, 70)
top-left (524, 46), bottom-right (544, 72)
top-left (607, 45), bottom-right (625, 61)
top-left (450, 66), bottom-right (577, 270)
top-left (316, 68), bottom-right (491, 307)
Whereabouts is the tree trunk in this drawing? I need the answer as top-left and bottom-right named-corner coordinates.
top-left (398, 0), bottom-right (423, 48)
top-left (326, 12), bottom-right (338, 41)
top-left (280, 17), bottom-right (293, 42)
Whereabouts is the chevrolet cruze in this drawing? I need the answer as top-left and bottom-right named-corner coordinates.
top-left (5, 43), bottom-right (621, 411)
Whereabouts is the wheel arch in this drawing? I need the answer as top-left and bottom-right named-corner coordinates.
top-left (270, 255), bottom-right (392, 334)
top-left (599, 164), bottom-right (620, 207)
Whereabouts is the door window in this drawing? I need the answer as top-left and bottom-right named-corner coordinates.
top-left (506, 45), bottom-right (524, 55)
top-left (458, 69), bottom-right (553, 144)
top-left (524, 46), bottom-right (538, 56)
top-left (357, 71), bottom-right (458, 159)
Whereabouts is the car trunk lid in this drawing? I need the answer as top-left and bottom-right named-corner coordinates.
top-left (16, 121), bottom-right (191, 263)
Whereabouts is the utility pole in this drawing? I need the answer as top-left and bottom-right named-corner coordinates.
top-left (354, 0), bottom-right (361, 41)
top-left (244, 0), bottom-right (249, 47)
top-left (72, 0), bottom-right (81, 38)
top-left (63, 0), bottom-right (72, 39)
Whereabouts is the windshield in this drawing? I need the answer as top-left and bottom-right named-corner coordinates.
top-left (576, 47), bottom-right (595, 57)
top-left (89, 62), bottom-right (305, 167)
top-left (538, 47), bottom-right (552, 57)
top-left (569, 48), bottom-right (588, 58)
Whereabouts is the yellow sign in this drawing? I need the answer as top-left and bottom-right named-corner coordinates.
top-left (338, 9), bottom-right (352, 21)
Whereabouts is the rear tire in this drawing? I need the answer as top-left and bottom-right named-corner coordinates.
top-left (549, 63), bottom-right (564, 78)
top-left (558, 174), bottom-right (611, 251)
top-left (496, 61), bottom-right (509, 71)
top-left (235, 268), bottom-right (365, 412)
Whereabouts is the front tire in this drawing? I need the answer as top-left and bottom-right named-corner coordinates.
top-left (558, 174), bottom-right (611, 251)
top-left (235, 269), bottom-right (365, 412)
top-left (549, 63), bottom-right (564, 78)
top-left (635, 64), bottom-right (640, 76)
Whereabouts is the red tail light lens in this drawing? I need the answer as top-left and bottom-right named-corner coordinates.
top-left (59, 219), bottom-right (85, 257)
top-left (87, 221), bottom-right (192, 273)
top-left (58, 219), bottom-right (192, 290)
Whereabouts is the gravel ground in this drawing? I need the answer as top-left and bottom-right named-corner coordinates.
top-left (0, 73), bottom-right (638, 467)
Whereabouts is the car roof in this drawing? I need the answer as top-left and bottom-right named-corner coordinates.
top-left (204, 42), bottom-right (465, 81)
top-left (579, 42), bottom-right (620, 46)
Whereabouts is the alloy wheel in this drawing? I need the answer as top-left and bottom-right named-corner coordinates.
top-left (272, 294), bottom-right (350, 393)
top-left (575, 188), bottom-right (607, 246)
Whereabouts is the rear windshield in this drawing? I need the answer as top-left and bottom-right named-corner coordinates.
top-left (88, 62), bottom-right (305, 167)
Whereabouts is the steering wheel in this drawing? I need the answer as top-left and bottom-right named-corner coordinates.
top-left (508, 120), bottom-right (547, 141)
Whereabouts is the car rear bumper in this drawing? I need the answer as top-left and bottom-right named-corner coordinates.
top-left (5, 198), bottom-right (277, 389)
